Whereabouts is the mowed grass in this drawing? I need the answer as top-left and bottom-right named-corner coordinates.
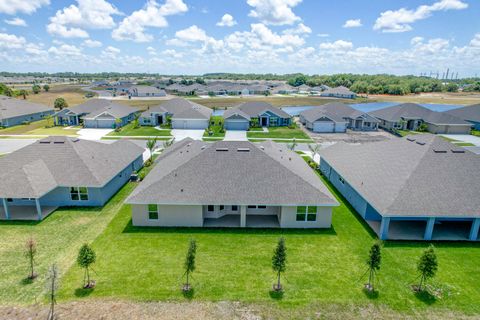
top-left (0, 183), bottom-right (136, 305)
top-left (107, 123), bottom-right (172, 137)
top-left (56, 173), bottom-right (480, 315)
top-left (247, 126), bottom-right (311, 140)
top-left (25, 126), bottom-right (81, 136)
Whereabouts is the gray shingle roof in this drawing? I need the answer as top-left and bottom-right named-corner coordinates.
top-left (224, 101), bottom-right (291, 120)
top-left (320, 134), bottom-right (480, 218)
top-left (147, 98), bottom-right (212, 120)
top-left (370, 103), bottom-right (469, 125)
top-left (127, 140), bottom-right (338, 206)
top-left (445, 104), bottom-right (480, 123)
top-left (0, 95), bottom-right (53, 120)
top-left (58, 99), bottom-right (138, 120)
top-left (300, 103), bottom-right (379, 123)
top-left (321, 86), bottom-right (355, 96)
top-left (128, 86), bottom-right (165, 94)
top-left (0, 136), bottom-right (144, 198)
top-left (83, 102), bottom-right (139, 120)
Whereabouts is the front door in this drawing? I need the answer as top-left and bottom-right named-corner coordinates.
top-left (157, 115), bottom-right (163, 125)
top-left (261, 117), bottom-right (268, 126)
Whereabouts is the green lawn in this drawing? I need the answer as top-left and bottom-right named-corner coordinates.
top-left (203, 116), bottom-right (225, 138)
top-left (54, 172), bottom-right (480, 316)
top-left (454, 142), bottom-right (475, 147)
top-left (247, 126), bottom-right (311, 140)
top-left (396, 130), bottom-right (420, 137)
top-left (471, 130), bottom-right (480, 137)
top-left (107, 123), bottom-right (172, 137)
top-left (25, 126), bottom-right (81, 136)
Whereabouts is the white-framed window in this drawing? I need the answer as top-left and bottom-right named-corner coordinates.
top-left (70, 187), bottom-right (88, 201)
top-left (148, 204), bottom-right (158, 220)
top-left (296, 206), bottom-right (317, 222)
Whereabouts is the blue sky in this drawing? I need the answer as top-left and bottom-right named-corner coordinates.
top-left (0, 0), bottom-right (479, 76)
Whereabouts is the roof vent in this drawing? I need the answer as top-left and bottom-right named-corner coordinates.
top-left (216, 147), bottom-right (228, 152)
top-left (39, 141), bottom-right (51, 144)
top-left (201, 145), bottom-right (207, 150)
top-left (416, 141), bottom-right (426, 146)
top-left (406, 137), bottom-right (416, 142)
top-left (237, 148), bottom-right (250, 152)
top-left (451, 149), bottom-right (465, 153)
top-left (53, 141), bottom-right (65, 144)
top-left (259, 146), bottom-right (264, 150)
top-left (433, 149), bottom-right (447, 153)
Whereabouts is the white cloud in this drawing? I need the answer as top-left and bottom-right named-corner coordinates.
top-left (250, 23), bottom-right (304, 46)
top-left (112, 0), bottom-right (188, 42)
top-left (319, 40), bottom-right (353, 51)
top-left (216, 14), bottom-right (237, 27)
top-left (317, 33), bottom-right (330, 38)
top-left (247, 0), bottom-right (302, 25)
top-left (147, 46), bottom-right (156, 55)
top-left (101, 45), bottom-right (121, 58)
top-left (175, 25), bottom-right (207, 42)
top-left (48, 44), bottom-right (83, 57)
top-left (470, 33), bottom-right (480, 47)
top-left (0, 32), bottom-right (26, 49)
top-left (343, 19), bottom-right (362, 28)
top-left (374, 0), bottom-right (468, 33)
top-left (4, 17), bottom-right (27, 26)
top-left (411, 37), bottom-right (450, 53)
top-left (83, 39), bottom-right (102, 47)
top-left (162, 49), bottom-right (183, 58)
top-left (47, 0), bottom-right (121, 38)
top-left (0, 0), bottom-right (49, 15)
top-left (283, 23), bottom-right (311, 35)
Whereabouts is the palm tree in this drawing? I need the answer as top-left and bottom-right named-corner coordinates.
top-left (308, 143), bottom-right (321, 163)
top-left (287, 138), bottom-right (298, 151)
top-left (146, 137), bottom-right (158, 164)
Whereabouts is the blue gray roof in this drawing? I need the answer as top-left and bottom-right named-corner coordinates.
top-left (445, 104), bottom-right (480, 123)
top-left (224, 102), bottom-right (291, 120)
top-left (0, 95), bottom-right (53, 119)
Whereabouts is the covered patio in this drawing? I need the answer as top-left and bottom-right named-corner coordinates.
top-left (204, 214), bottom-right (240, 227)
top-left (0, 205), bottom-right (57, 221)
top-left (246, 215), bottom-right (280, 228)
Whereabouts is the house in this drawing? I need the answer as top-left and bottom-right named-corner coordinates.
top-left (128, 86), bottom-right (166, 97)
top-left (320, 134), bottom-right (480, 241)
top-left (370, 103), bottom-right (472, 134)
top-left (127, 139), bottom-right (338, 228)
top-left (54, 99), bottom-right (139, 128)
top-left (0, 95), bottom-right (54, 127)
top-left (299, 103), bottom-right (379, 133)
top-left (320, 86), bottom-right (357, 99)
top-left (139, 98), bottom-right (212, 129)
top-left (223, 102), bottom-right (292, 130)
top-left (296, 84), bottom-right (311, 94)
top-left (445, 104), bottom-right (480, 130)
top-left (271, 84), bottom-right (298, 94)
top-left (0, 136), bottom-right (144, 221)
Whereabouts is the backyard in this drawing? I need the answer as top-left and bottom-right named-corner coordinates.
top-left (1, 163), bottom-right (480, 318)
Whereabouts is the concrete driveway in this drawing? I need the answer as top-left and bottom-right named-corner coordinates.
top-left (171, 129), bottom-right (204, 141)
top-left (441, 134), bottom-right (480, 146)
top-left (0, 139), bottom-right (37, 154)
top-left (225, 130), bottom-right (247, 141)
top-left (78, 128), bottom-right (113, 140)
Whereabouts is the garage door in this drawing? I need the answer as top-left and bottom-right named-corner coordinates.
top-left (172, 119), bottom-right (208, 129)
top-left (313, 121), bottom-right (334, 132)
top-left (225, 120), bottom-right (249, 130)
top-left (95, 119), bottom-right (115, 128)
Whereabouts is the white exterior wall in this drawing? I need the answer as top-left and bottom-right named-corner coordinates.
top-left (279, 206), bottom-right (332, 228)
top-left (426, 123), bottom-right (471, 134)
top-left (131, 204), bottom-right (203, 227)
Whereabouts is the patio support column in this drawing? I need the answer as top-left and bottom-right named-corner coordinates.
top-left (379, 217), bottom-right (390, 240)
top-left (2, 198), bottom-right (10, 220)
top-left (424, 217), bottom-right (435, 241)
top-left (240, 206), bottom-right (246, 228)
top-left (469, 218), bottom-right (480, 241)
top-left (35, 199), bottom-right (42, 221)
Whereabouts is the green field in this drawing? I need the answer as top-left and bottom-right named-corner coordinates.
top-left (107, 123), bottom-right (172, 137)
top-left (247, 126), bottom-right (311, 140)
top-left (1, 164), bottom-right (480, 317)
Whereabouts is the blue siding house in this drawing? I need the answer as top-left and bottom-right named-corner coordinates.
top-left (0, 95), bottom-right (54, 127)
top-left (320, 135), bottom-right (480, 241)
top-left (223, 102), bottom-right (292, 130)
top-left (0, 136), bottom-right (144, 220)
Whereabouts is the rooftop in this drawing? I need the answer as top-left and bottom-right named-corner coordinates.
top-left (0, 95), bottom-right (53, 120)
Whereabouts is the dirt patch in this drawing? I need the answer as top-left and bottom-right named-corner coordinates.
top-left (1, 300), bottom-right (478, 320)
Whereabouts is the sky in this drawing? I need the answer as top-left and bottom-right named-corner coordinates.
top-left (0, 0), bottom-right (479, 76)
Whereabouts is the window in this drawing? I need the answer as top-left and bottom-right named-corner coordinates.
top-left (247, 205), bottom-right (256, 209)
top-left (258, 205), bottom-right (267, 209)
top-left (296, 206), bottom-right (317, 222)
top-left (70, 187), bottom-right (88, 201)
top-left (270, 117), bottom-right (278, 126)
top-left (148, 204), bottom-right (158, 220)
top-left (231, 205), bottom-right (238, 211)
top-left (338, 177), bottom-right (345, 184)
top-left (207, 205), bottom-right (214, 212)
top-left (220, 205), bottom-right (225, 211)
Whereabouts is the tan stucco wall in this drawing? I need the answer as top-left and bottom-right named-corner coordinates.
top-left (279, 206), bottom-right (332, 228)
top-left (131, 204), bottom-right (203, 227)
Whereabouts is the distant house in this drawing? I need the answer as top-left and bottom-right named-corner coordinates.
top-left (445, 104), bottom-right (480, 130)
top-left (0, 136), bottom-right (144, 221)
top-left (128, 86), bottom-right (166, 97)
top-left (299, 103), bottom-right (379, 133)
top-left (320, 86), bottom-right (357, 99)
top-left (223, 102), bottom-right (292, 130)
top-left (296, 84), bottom-right (311, 94)
top-left (370, 103), bottom-right (472, 134)
top-left (0, 95), bottom-right (54, 127)
top-left (139, 98), bottom-right (212, 129)
top-left (320, 134), bottom-right (480, 241)
top-left (127, 139), bottom-right (338, 228)
top-left (54, 99), bottom-right (139, 128)
top-left (271, 84), bottom-right (298, 94)
top-left (310, 85), bottom-right (330, 95)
